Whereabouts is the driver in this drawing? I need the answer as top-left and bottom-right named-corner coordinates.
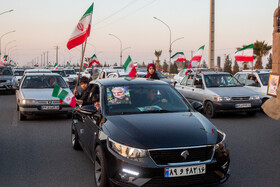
top-left (48, 77), bottom-right (57, 87)
top-left (109, 87), bottom-right (130, 104)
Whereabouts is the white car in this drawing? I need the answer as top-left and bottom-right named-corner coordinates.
top-left (64, 69), bottom-right (78, 81)
top-left (16, 73), bottom-right (73, 120)
top-left (24, 68), bottom-right (51, 75)
top-left (234, 70), bottom-right (271, 103)
top-left (107, 71), bottom-right (146, 78)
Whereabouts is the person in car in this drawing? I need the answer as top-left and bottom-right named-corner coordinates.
top-left (74, 77), bottom-right (90, 106)
top-left (146, 63), bottom-right (160, 80)
top-left (92, 94), bottom-right (100, 112)
top-left (109, 87), bottom-right (130, 104)
top-left (48, 77), bottom-right (57, 87)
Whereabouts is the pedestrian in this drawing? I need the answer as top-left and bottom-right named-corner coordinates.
top-left (74, 76), bottom-right (90, 106)
top-left (146, 63), bottom-right (160, 80)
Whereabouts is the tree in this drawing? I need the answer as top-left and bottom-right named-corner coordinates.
top-left (253, 40), bottom-right (272, 69)
top-left (154, 50), bottom-right (162, 70)
top-left (113, 62), bottom-right (117, 66)
top-left (232, 61), bottom-right (240, 75)
top-left (162, 60), bottom-right (168, 72)
top-left (141, 61), bottom-right (146, 68)
top-left (169, 63), bottom-right (178, 74)
top-left (104, 62), bottom-right (107, 67)
top-left (265, 53), bottom-right (272, 69)
top-left (223, 55), bottom-right (232, 74)
top-left (200, 60), bottom-right (208, 68)
top-left (243, 62), bottom-right (249, 70)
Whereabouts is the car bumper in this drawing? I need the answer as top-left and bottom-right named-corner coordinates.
top-left (212, 100), bottom-right (262, 113)
top-left (105, 147), bottom-right (230, 187)
top-left (19, 104), bottom-right (73, 115)
top-left (0, 84), bottom-right (14, 91)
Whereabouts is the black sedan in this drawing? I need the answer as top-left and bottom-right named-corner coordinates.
top-left (71, 78), bottom-right (230, 187)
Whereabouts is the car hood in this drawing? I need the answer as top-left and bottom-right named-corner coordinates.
top-left (0, 75), bottom-right (13, 80)
top-left (105, 112), bottom-right (218, 149)
top-left (21, 88), bottom-right (72, 100)
top-left (207, 86), bottom-right (258, 97)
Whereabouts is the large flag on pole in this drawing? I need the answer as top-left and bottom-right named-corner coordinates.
top-left (88, 54), bottom-right (100, 67)
top-left (234, 44), bottom-right (253, 62)
top-left (124, 56), bottom-right (137, 77)
top-left (188, 45), bottom-right (205, 68)
top-left (171, 52), bottom-right (187, 62)
top-left (67, 3), bottom-right (94, 50)
top-left (52, 85), bottom-right (76, 108)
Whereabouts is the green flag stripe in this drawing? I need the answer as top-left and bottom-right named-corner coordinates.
top-left (52, 85), bottom-right (60, 97)
top-left (91, 54), bottom-right (96, 58)
top-left (58, 89), bottom-right (69, 101)
top-left (171, 52), bottom-right (184, 58)
top-left (235, 44), bottom-right (253, 53)
top-left (80, 3), bottom-right (94, 20)
top-left (199, 45), bottom-right (205, 50)
top-left (123, 56), bottom-right (132, 71)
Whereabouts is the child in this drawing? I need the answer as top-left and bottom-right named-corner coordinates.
top-left (146, 63), bottom-right (160, 80)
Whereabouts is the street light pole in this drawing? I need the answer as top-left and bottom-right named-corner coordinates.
top-left (0, 10), bottom-right (13, 16)
top-left (153, 17), bottom-right (171, 70)
top-left (109, 33), bottom-right (123, 66)
top-left (171, 37), bottom-right (184, 48)
top-left (4, 40), bottom-right (16, 54)
top-left (0, 30), bottom-right (16, 60)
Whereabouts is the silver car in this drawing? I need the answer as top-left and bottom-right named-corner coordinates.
top-left (16, 73), bottom-right (73, 120)
top-left (175, 72), bottom-right (262, 118)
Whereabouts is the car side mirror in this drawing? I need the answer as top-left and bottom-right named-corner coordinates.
top-left (192, 101), bottom-right (203, 111)
top-left (80, 105), bottom-right (97, 115)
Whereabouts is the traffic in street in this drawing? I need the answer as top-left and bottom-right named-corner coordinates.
top-left (0, 91), bottom-right (279, 186)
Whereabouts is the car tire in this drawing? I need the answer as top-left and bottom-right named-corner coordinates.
top-left (19, 111), bottom-right (27, 121)
top-left (204, 101), bottom-right (217, 118)
top-left (66, 112), bottom-right (72, 119)
top-left (246, 111), bottom-right (257, 116)
top-left (93, 145), bottom-right (107, 187)
top-left (71, 123), bottom-right (81, 150)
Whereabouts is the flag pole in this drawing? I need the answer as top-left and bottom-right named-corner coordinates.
top-left (192, 46), bottom-right (205, 87)
top-left (75, 38), bottom-right (88, 91)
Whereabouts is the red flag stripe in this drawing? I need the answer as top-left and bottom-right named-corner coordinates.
top-left (235, 56), bottom-right (253, 62)
top-left (128, 67), bottom-right (137, 77)
top-left (67, 26), bottom-right (91, 50)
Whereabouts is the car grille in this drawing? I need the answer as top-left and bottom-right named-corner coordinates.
top-left (37, 100), bottom-right (60, 104)
top-left (149, 146), bottom-right (214, 165)
top-left (231, 97), bottom-right (250, 101)
top-left (0, 80), bottom-right (7, 83)
top-left (143, 172), bottom-right (220, 187)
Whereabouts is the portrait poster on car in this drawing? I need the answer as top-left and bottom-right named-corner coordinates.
top-left (107, 86), bottom-right (131, 105)
top-left (267, 73), bottom-right (280, 96)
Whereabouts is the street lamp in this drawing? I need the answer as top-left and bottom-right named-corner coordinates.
top-left (153, 17), bottom-right (172, 69)
top-left (122, 47), bottom-right (131, 55)
top-left (171, 37), bottom-right (184, 49)
top-left (0, 9), bottom-right (13, 16)
top-left (5, 40), bottom-right (16, 54)
top-left (0, 30), bottom-right (16, 59)
top-left (7, 45), bottom-right (17, 55)
top-left (109, 33), bottom-right (123, 66)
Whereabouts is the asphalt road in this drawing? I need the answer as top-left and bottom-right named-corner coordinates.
top-left (0, 93), bottom-right (279, 187)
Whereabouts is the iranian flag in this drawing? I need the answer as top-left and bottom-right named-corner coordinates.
top-left (234, 44), bottom-right (253, 62)
top-left (124, 56), bottom-right (137, 77)
top-left (67, 3), bottom-right (94, 50)
top-left (53, 63), bottom-right (58, 70)
top-left (88, 54), bottom-right (100, 67)
top-left (188, 45), bottom-right (205, 68)
top-left (171, 52), bottom-right (187, 62)
top-left (52, 85), bottom-right (76, 108)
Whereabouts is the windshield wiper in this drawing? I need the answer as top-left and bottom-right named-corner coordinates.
top-left (139, 109), bottom-right (173, 113)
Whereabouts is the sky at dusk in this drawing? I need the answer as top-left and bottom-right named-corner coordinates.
top-left (0, 0), bottom-right (278, 67)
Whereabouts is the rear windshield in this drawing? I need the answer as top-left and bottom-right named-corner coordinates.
top-left (14, 71), bottom-right (24, 76)
top-left (0, 67), bottom-right (13, 75)
top-left (64, 69), bottom-right (76, 75)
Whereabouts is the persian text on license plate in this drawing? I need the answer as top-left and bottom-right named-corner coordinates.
top-left (235, 103), bottom-right (251, 108)
top-left (41, 106), bottom-right (59, 110)
top-left (164, 164), bottom-right (206, 178)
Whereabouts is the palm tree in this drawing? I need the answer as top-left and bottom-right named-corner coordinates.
top-left (154, 50), bottom-right (162, 71)
top-left (253, 40), bottom-right (272, 69)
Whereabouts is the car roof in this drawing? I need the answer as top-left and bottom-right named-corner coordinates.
top-left (25, 69), bottom-right (51, 72)
top-left (24, 72), bottom-right (62, 76)
top-left (95, 77), bottom-right (168, 86)
top-left (190, 71), bottom-right (230, 75)
top-left (238, 70), bottom-right (271, 74)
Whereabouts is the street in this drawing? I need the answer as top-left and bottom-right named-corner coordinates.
top-left (0, 93), bottom-right (279, 187)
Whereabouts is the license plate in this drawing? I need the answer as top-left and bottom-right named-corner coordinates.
top-left (41, 106), bottom-right (59, 110)
top-left (164, 164), bottom-right (206, 178)
top-left (235, 103), bottom-right (251, 108)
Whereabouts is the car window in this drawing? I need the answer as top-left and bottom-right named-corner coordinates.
top-left (105, 84), bottom-right (190, 115)
top-left (107, 74), bottom-right (115, 78)
top-left (187, 75), bottom-right (194, 86)
top-left (193, 75), bottom-right (203, 88)
top-left (179, 70), bottom-right (186, 77)
top-left (0, 67), bottom-right (13, 75)
top-left (14, 71), bottom-right (24, 76)
top-left (246, 74), bottom-right (260, 87)
top-left (52, 71), bottom-right (66, 77)
top-left (180, 76), bottom-right (188, 86)
top-left (21, 75), bottom-right (68, 88)
top-left (236, 74), bottom-right (247, 84)
top-left (204, 74), bottom-right (242, 87)
top-left (64, 69), bottom-right (76, 75)
top-left (258, 73), bottom-right (269, 86)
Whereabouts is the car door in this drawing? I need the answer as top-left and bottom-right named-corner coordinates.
top-left (191, 75), bottom-right (205, 103)
top-left (175, 75), bottom-right (194, 101)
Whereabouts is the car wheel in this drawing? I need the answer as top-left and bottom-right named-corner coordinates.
top-left (246, 111), bottom-right (257, 116)
top-left (93, 145), bottom-right (107, 187)
top-left (66, 112), bottom-right (72, 119)
top-left (204, 101), bottom-right (217, 118)
top-left (71, 123), bottom-right (81, 150)
top-left (19, 111), bottom-right (27, 121)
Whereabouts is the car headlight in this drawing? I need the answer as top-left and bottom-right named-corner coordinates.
top-left (108, 138), bottom-right (148, 159)
top-left (21, 99), bottom-right (36, 104)
top-left (249, 96), bottom-right (260, 100)
top-left (214, 96), bottom-right (231, 102)
top-left (215, 130), bottom-right (228, 152)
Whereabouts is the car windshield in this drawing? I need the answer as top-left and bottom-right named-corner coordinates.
top-left (14, 71), bottom-right (24, 76)
top-left (258, 73), bottom-right (269, 86)
top-left (204, 74), bottom-right (242, 87)
top-left (0, 67), bottom-right (13, 75)
top-left (52, 71), bottom-right (66, 77)
top-left (105, 84), bottom-right (190, 115)
top-left (21, 75), bottom-right (68, 88)
top-left (64, 69), bottom-right (75, 75)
